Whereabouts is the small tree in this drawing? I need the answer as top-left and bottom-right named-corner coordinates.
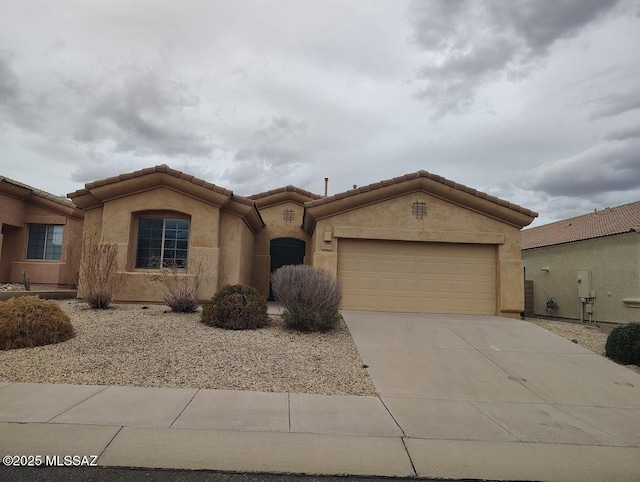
top-left (271, 265), bottom-right (342, 332)
top-left (147, 259), bottom-right (206, 313)
top-left (79, 235), bottom-right (126, 309)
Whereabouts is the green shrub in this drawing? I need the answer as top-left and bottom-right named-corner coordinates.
top-left (0, 296), bottom-right (75, 350)
top-left (605, 322), bottom-right (640, 365)
top-left (271, 264), bottom-right (342, 332)
top-left (202, 285), bottom-right (269, 330)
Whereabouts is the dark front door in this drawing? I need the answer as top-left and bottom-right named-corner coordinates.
top-left (269, 237), bottom-right (306, 300)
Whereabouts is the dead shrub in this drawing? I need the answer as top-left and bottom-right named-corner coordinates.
top-left (0, 296), bottom-right (75, 350)
top-left (202, 285), bottom-right (269, 330)
top-left (271, 265), bottom-right (342, 332)
top-left (147, 259), bottom-right (205, 313)
top-left (79, 235), bottom-right (127, 309)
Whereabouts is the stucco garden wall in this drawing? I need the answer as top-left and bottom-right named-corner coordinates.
top-left (309, 191), bottom-right (526, 318)
top-left (522, 232), bottom-right (640, 323)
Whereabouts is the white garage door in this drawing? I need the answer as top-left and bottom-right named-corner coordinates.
top-left (338, 239), bottom-right (496, 314)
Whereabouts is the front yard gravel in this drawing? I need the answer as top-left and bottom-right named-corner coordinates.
top-left (528, 318), bottom-right (640, 375)
top-left (0, 300), bottom-right (377, 396)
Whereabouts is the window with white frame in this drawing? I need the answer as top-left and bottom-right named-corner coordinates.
top-left (26, 225), bottom-right (64, 260)
top-left (135, 218), bottom-right (190, 269)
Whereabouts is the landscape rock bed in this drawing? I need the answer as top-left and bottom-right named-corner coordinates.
top-left (0, 300), bottom-right (377, 396)
top-left (529, 318), bottom-right (640, 375)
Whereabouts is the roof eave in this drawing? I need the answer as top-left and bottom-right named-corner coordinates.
top-left (303, 176), bottom-right (536, 235)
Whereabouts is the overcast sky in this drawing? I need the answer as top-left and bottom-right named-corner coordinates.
top-left (1, 0), bottom-right (639, 227)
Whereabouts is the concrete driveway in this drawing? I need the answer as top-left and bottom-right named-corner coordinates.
top-left (343, 310), bottom-right (640, 480)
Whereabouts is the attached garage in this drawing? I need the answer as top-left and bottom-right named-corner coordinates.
top-left (303, 170), bottom-right (537, 318)
top-left (338, 239), bottom-right (496, 314)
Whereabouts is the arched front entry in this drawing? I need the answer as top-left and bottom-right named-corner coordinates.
top-left (269, 237), bottom-right (306, 300)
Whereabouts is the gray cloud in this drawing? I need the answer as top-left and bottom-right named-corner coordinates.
top-left (70, 156), bottom-right (135, 185)
top-left (410, 0), bottom-right (620, 115)
top-left (588, 91), bottom-right (640, 119)
top-left (0, 52), bottom-right (42, 129)
top-left (74, 71), bottom-right (213, 157)
top-left (235, 115), bottom-right (308, 164)
top-left (0, 0), bottom-right (638, 228)
top-left (604, 124), bottom-right (640, 140)
top-left (524, 139), bottom-right (640, 197)
top-left (0, 54), bottom-right (18, 103)
top-left (223, 115), bottom-right (309, 191)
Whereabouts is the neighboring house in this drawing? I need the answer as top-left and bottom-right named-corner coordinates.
top-left (68, 165), bottom-right (537, 318)
top-left (0, 176), bottom-right (84, 286)
top-left (521, 201), bottom-right (640, 323)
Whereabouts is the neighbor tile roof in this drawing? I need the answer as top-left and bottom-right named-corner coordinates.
top-left (1, 175), bottom-right (77, 209)
top-left (521, 200), bottom-right (640, 250)
top-left (305, 170), bottom-right (538, 217)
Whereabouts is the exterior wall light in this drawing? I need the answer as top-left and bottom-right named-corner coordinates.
top-left (540, 267), bottom-right (550, 272)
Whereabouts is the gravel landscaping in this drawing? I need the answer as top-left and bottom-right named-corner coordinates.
top-left (528, 317), bottom-right (640, 375)
top-left (0, 300), bottom-right (377, 396)
top-left (2, 297), bottom-right (637, 394)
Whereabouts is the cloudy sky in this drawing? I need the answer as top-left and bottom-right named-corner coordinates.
top-left (1, 0), bottom-right (639, 226)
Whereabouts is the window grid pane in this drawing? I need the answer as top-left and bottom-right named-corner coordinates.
top-left (136, 218), bottom-right (189, 269)
top-left (27, 225), bottom-right (63, 260)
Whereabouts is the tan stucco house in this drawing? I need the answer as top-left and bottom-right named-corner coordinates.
top-left (67, 165), bottom-right (536, 318)
top-left (522, 201), bottom-right (640, 323)
top-left (0, 176), bottom-right (84, 287)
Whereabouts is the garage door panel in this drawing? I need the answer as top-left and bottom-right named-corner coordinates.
top-left (338, 239), bottom-right (496, 315)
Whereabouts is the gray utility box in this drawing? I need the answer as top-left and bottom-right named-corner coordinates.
top-left (577, 270), bottom-right (593, 298)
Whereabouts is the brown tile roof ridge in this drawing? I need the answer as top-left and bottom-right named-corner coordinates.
top-left (81, 164), bottom-right (232, 196)
top-left (305, 170), bottom-right (537, 217)
top-left (521, 200), bottom-right (640, 250)
top-left (230, 193), bottom-right (257, 206)
top-left (1, 175), bottom-right (78, 209)
top-left (247, 185), bottom-right (322, 200)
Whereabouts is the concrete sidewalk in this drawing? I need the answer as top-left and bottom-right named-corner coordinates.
top-left (1, 311), bottom-right (640, 480)
top-left (2, 381), bottom-right (640, 481)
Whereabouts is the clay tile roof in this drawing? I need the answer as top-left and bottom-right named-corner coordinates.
top-left (247, 185), bottom-right (322, 201)
top-left (521, 200), bottom-right (640, 250)
top-left (76, 164), bottom-right (232, 197)
top-left (1, 175), bottom-right (77, 209)
top-left (305, 170), bottom-right (537, 217)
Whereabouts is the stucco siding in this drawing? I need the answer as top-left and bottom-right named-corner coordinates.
top-left (251, 201), bottom-right (310, 297)
top-left (1, 194), bottom-right (27, 227)
top-left (308, 192), bottom-right (525, 317)
top-left (81, 186), bottom-right (225, 302)
top-left (219, 212), bottom-right (255, 289)
top-left (522, 232), bottom-right (640, 323)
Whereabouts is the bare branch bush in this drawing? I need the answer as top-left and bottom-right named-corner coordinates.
top-left (271, 265), bottom-right (342, 332)
top-left (147, 258), bottom-right (206, 313)
top-left (79, 235), bottom-right (127, 309)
